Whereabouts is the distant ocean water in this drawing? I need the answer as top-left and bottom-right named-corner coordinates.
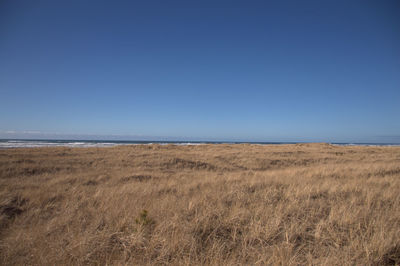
top-left (0, 139), bottom-right (399, 148)
top-left (0, 139), bottom-right (233, 148)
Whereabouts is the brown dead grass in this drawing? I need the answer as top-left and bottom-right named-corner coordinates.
top-left (0, 143), bottom-right (399, 265)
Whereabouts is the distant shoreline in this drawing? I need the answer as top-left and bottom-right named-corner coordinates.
top-left (1, 139), bottom-right (399, 148)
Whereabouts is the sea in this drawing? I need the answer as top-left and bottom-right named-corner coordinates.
top-left (0, 139), bottom-right (399, 148)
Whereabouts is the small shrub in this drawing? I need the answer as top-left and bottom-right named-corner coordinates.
top-left (135, 209), bottom-right (154, 226)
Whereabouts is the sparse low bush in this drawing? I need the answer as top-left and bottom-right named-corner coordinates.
top-left (135, 209), bottom-right (154, 226)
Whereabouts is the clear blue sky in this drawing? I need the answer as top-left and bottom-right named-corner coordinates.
top-left (1, 1), bottom-right (399, 142)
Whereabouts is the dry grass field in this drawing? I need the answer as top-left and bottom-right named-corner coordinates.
top-left (0, 143), bottom-right (399, 265)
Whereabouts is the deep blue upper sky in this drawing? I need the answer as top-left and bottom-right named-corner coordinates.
top-left (1, 0), bottom-right (399, 142)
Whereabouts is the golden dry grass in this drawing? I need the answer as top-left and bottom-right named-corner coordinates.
top-left (0, 143), bottom-right (400, 265)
